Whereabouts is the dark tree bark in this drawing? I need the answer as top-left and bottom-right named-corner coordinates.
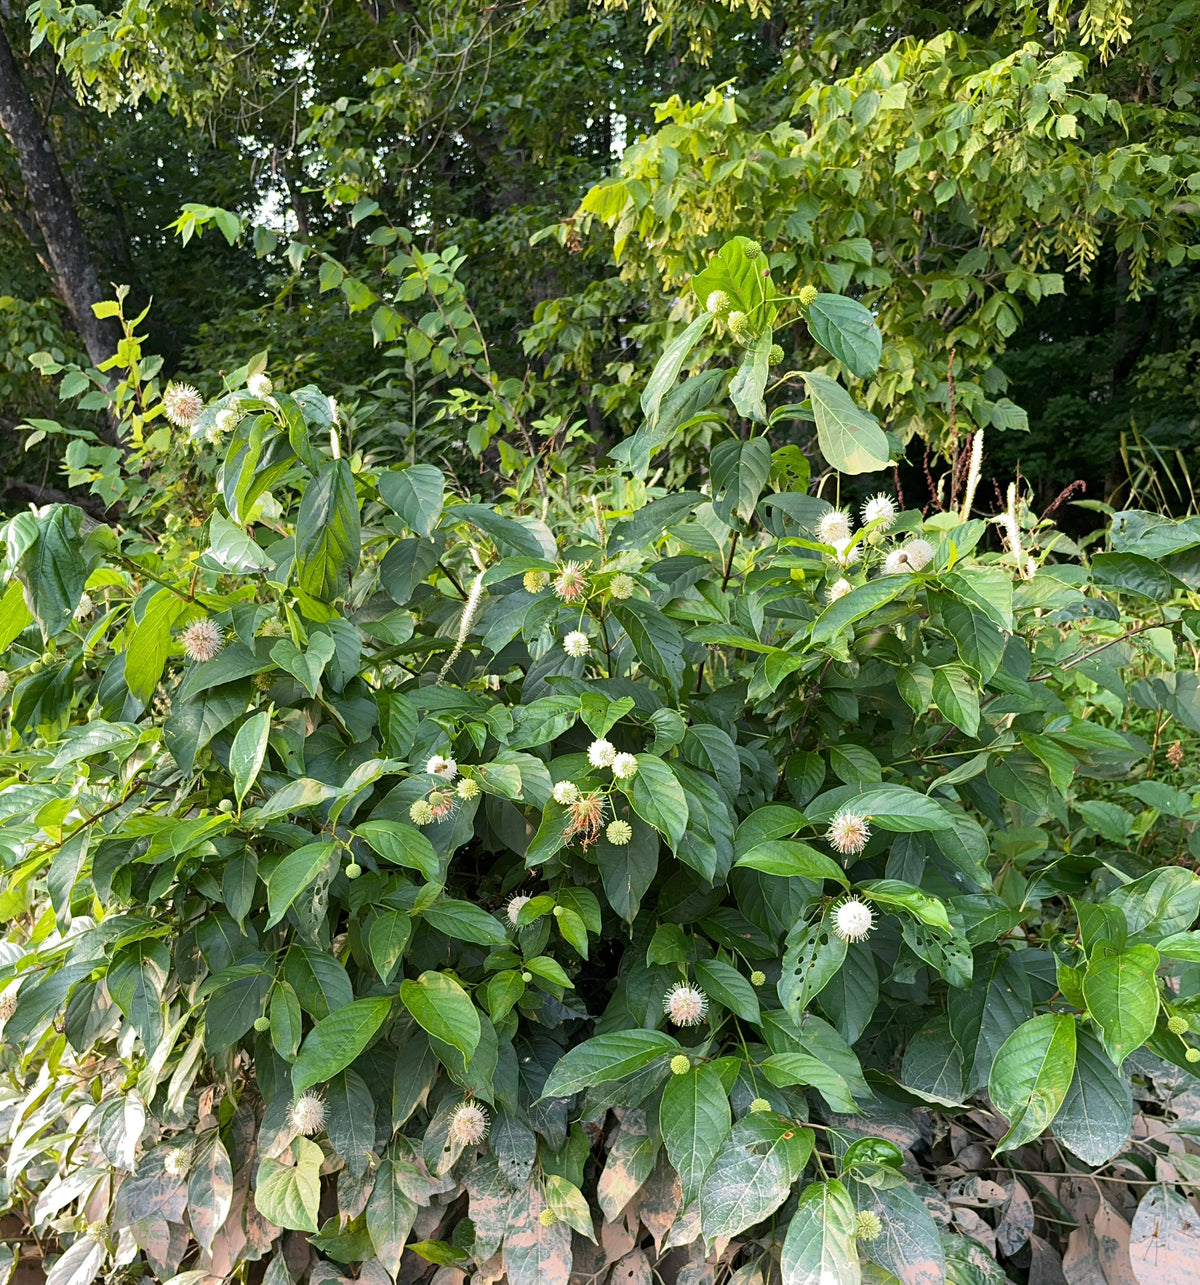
top-left (0, 25), bottom-right (119, 370)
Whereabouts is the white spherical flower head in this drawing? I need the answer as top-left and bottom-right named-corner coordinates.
top-left (162, 382), bottom-right (204, 428)
top-left (826, 578), bottom-right (853, 604)
top-left (455, 777), bottom-right (480, 801)
top-left (862, 494), bottom-right (897, 529)
top-left (606, 819), bottom-right (633, 846)
top-left (588, 738), bottom-right (617, 769)
top-left (563, 630), bottom-right (590, 658)
top-left (610, 573), bottom-right (636, 600)
top-left (181, 618), bottom-right (223, 663)
top-left (832, 537), bottom-right (860, 569)
top-left (217, 408), bottom-right (241, 434)
top-left (426, 755), bottom-right (458, 781)
top-left (0, 993), bottom-right (16, 1022)
top-left (73, 593), bottom-right (94, 621)
top-left (163, 1146), bottom-right (191, 1178)
top-left (247, 372), bottom-right (273, 398)
top-left (449, 1101), bottom-right (490, 1146)
top-left (827, 811), bottom-right (871, 856)
top-left (834, 897), bottom-right (875, 943)
top-left (552, 780), bottom-right (580, 806)
top-left (904, 538), bottom-right (934, 572)
top-left (817, 509), bottom-right (852, 545)
top-left (883, 549), bottom-right (909, 575)
top-left (706, 289), bottom-right (730, 315)
top-left (409, 799), bottom-right (435, 825)
top-left (289, 1092), bottom-right (326, 1136)
top-left (611, 752), bottom-right (638, 780)
top-left (506, 894), bottom-right (531, 927)
top-left (664, 983), bottom-right (709, 1027)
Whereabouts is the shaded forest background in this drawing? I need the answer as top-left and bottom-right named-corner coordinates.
top-left (1, 0), bottom-right (1198, 520)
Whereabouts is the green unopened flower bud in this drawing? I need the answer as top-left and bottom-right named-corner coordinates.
top-left (253, 1015), bottom-right (271, 1032)
top-left (521, 971), bottom-right (532, 982)
top-left (769, 344), bottom-right (784, 366)
top-left (345, 862), bottom-right (362, 880)
top-left (743, 240), bottom-right (762, 261)
top-left (670, 1054), bottom-right (690, 1076)
top-left (41, 651), bottom-right (55, 666)
top-left (552, 906), bottom-right (563, 917)
top-left (856, 1210), bottom-right (883, 1241)
top-left (799, 284), bottom-right (819, 307)
top-left (538, 1209), bottom-right (557, 1227)
top-left (217, 799), bottom-right (234, 813)
top-left (1168, 1014), bottom-right (1190, 1035)
top-left (1187, 1047), bottom-right (1200, 1064)
top-left (28, 660), bottom-right (42, 674)
top-left (750, 970), bottom-right (766, 987)
top-left (706, 290), bottom-right (730, 315)
top-left (727, 310), bottom-right (748, 334)
top-left (749, 1097), bottom-right (771, 1113)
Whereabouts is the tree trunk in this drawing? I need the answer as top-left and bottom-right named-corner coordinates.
top-left (0, 25), bottom-right (119, 370)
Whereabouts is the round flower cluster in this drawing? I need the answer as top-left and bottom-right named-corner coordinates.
top-left (862, 494), bottom-right (897, 529)
top-left (588, 738), bottom-right (616, 768)
top-left (247, 372), bottom-right (273, 398)
top-left (670, 1054), bottom-right (691, 1075)
top-left (833, 897), bottom-right (875, 943)
top-left (563, 630), bottom-right (590, 658)
top-left (181, 618), bottom-right (223, 663)
top-left (827, 811), bottom-right (870, 856)
top-left (606, 820), bottom-right (633, 846)
top-left (552, 781), bottom-right (580, 805)
top-left (449, 1101), bottom-right (489, 1146)
top-left (610, 573), bottom-right (636, 600)
top-left (553, 562), bottom-right (588, 603)
top-left (749, 1097), bottom-right (772, 1113)
top-left (799, 284), bottom-right (819, 307)
top-left (163, 382), bottom-right (203, 428)
top-left (883, 539), bottom-right (934, 575)
top-left (426, 755), bottom-right (457, 780)
top-left (706, 290), bottom-right (730, 315)
top-left (506, 894), bottom-right (530, 927)
top-left (1168, 1014), bottom-right (1190, 1035)
top-left (524, 569), bottom-right (550, 593)
top-left (664, 983), bottom-right (708, 1027)
top-left (289, 1092), bottom-right (326, 1136)
top-left (163, 1147), bottom-right (191, 1178)
top-left (856, 1210), bottom-right (883, 1241)
top-left (563, 791), bottom-right (605, 846)
top-left (456, 777), bottom-right (480, 801)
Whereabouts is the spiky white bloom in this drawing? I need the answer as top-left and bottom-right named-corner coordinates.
top-left (611, 753), bottom-right (638, 781)
top-left (289, 1092), bottom-right (326, 1136)
top-left (247, 373), bottom-right (273, 398)
top-left (553, 562), bottom-right (588, 603)
top-left (904, 538), bottom-right (934, 572)
top-left (883, 549), bottom-right (909, 575)
top-left (524, 569), bottom-right (550, 593)
top-left (426, 755), bottom-right (458, 781)
top-left (827, 812), bottom-right (870, 855)
top-left (215, 408), bottom-right (240, 435)
top-left (727, 310), bottom-right (749, 334)
top-left (588, 738), bottom-right (617, 769)
top-left (456, 777), bottom-right (480, 801)
top-left (163, 1147), bottom-right (191, 1178)
top-left (506, 894), bottom-right (531, 927)
top-left (162, 382), bottom-right (203, 427)
top-left (552, 781), bottom-right (580, 806)
top-left (834, 897), bottom-right (875, 943)
top-left (181, 618), bottom-right (223, 663)
top-left (826, 578), bottom-right (853, 604)
top-left (831, 537), bottom-right (860, 569)
top-left (664, 983), bottom-right (709, 1027)
top-left (0, 993), bottom-right (16, 1022)
top-left (610, 573), bottom-right (636, 600)
top-left (817, 509), bottom-right (852, 545)
top-left (861, 494), bottom-right (897, 529)
top-left (606, 820), bottom-right (633, 846)
top-left (449, 1102), bottom-right (490, 1146)
top-left (73, 593), bottom-right (94, 620)
top-left (563, 630), bottom-right (590, 658)
top-left (410, 799), bottom-right (435, 825)
top-left (706, 290), bottom-right (730, 315)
